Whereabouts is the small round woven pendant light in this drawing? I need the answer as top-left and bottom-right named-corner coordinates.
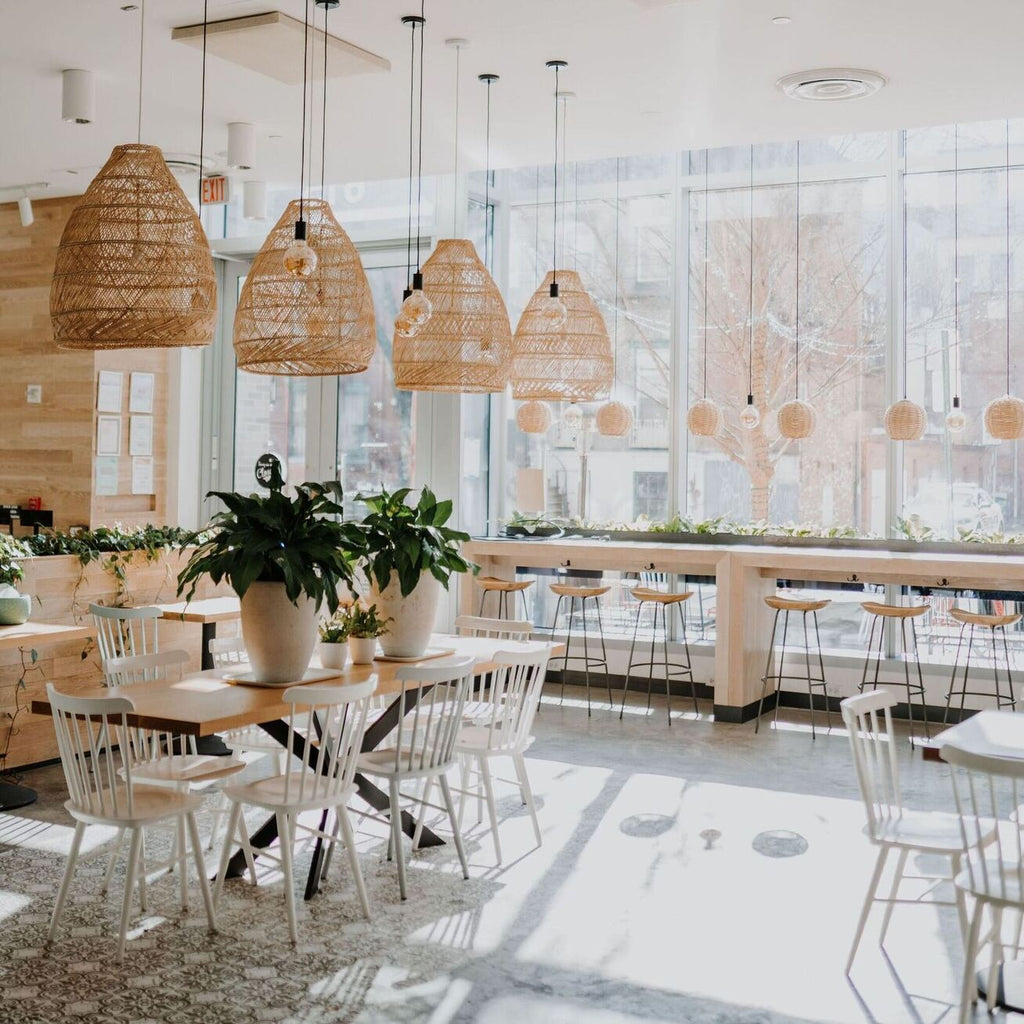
top-left (393, 57), bottom-right (511, 392)
top-left (51, 3), bottom-right (215, 350)
top-left (597, 157), bottom-right (634, 437)
top-left (778, 141), bottom-right (817, 440)
top-left (984, 119), bottom-right (1024, 441)
top-left (517, 400), bottom-right (552, 434)
top-left (688, 149), bottom-right (721, 437)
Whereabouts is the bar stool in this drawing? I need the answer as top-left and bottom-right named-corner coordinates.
top-left (942, 606), bottom-right (1020, 724)
top-left (620, 587), bottom-right (697, 725)
top-left (754, 595), bottom-right (831, 738)
top-left (548, 583), bottom-right (613, 716)
top-left (858, 601), bottom-right (930, 740)
top-left (475, 576), bottom-right (534, 621)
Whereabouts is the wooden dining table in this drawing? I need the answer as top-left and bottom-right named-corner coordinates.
top-left (32, 633), bottom-right (560, 900)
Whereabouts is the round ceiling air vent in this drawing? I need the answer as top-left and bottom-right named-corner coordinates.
top-left (776, 68), bottom-right (886, 102)
top-left (162, 153), bottom-right (214, 176)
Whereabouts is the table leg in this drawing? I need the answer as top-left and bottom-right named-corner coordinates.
top-left (195, 622), bottom-right (232, 756)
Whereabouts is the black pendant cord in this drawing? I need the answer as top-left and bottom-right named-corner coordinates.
top-left (953, 124), bottom-right (960, 402)
top-left (747, 143), bottom-right (754, 399)
top-left (1006, 117), bottom-right (1013, 395)
top-left (136, 0), bottom-right (146, 143)
top-left (451, 43), bottom-right (460, 235)
top-left (551, 62), bottom-right (561, 289)
top-left (196, 0), bottom-right (208, 209)
top-left (612, 155), bottom-right (621, 386)
top-left (481, 73), bottom-right (497, 269)
top-left (404, 17), bottom-right (416, 295)
top-left (794, 139), bottom-right (802, 400)
top-left (701, 149), bottom-right (709, 400)
top-left (298, 0), bottom-right (310, 224)
top-left (305, 0), bottom-right (315, 213)
top-left (415, 0), bottom-right (425, 275)
top-left (533, 165), bottom-right (540, 281)
top-left (902, 129), bottom-right (909, 399)
top-left (319, 2), bottom-right (329, 197)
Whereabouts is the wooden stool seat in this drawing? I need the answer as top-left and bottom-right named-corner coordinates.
top-left (631, 588), bottom-right (693, 606)
top-left (949, 608), bottom-right (1022, 629)
top-left (765, 595), bottom-right (831, 613)
top-left (475, 577), bottom-right (534, 594)
top-left (550, 584), bottom-right (611, 599)
top-left (861, 602), bottom-right (929, 619)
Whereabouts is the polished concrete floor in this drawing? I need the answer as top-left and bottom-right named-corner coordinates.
top-left (0, 686), bottom-right (1011, 1023)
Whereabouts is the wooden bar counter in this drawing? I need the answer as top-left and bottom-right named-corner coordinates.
top-left (463, 536), bottom-right (1024, 721)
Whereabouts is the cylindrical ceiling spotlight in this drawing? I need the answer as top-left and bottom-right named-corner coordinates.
top-left (61, 69), bottom-right (95, 124)
top-left (243, 180), bottom-right (267, 221)
top-left (18, 196), bottom-right (33, 228)
top-left (227, 122), bottom-right (255, 170)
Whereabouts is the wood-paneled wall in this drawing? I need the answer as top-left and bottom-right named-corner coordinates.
top-left (0, 195), bottom-right (170, 529)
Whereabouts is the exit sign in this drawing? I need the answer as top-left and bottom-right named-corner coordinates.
top-left (200, 175), bottom-right (230, 206)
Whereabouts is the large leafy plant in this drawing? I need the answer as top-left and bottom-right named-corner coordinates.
top-left (357, 486), bottom-right (475, 597)
top-left (177, 481), bottom-right (364, 614)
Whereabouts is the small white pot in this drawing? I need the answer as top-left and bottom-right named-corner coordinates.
top-left (239, 581), bottom-right (318, 683)
top-left (318, 641), bottom-right (348, 671)
top-left (348, 636), bottom-right (378, 665)
top-left (370, 571), bottom-right (443, 658)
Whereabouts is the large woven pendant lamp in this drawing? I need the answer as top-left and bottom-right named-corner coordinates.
top-left (234, 0), bottom-right (375, 376)
top-left (393, 46), bottom-right (511, 392)
top-left (885, 130), bottom-right (927, 441)
top-left (778, 141), bottom-right (816, 440)
top-left (511, 60), bottom-right (612, 402)
top-left (946, 125), bottom-right (967, 434)
top-left (51, 0), bottom-right (215, 350)
top-left (984, 119), bottom-right (1024, 440)
top-left (688, 150), bottom-right (721, 437)
top-left (597, 158), bottom-right (634, 437)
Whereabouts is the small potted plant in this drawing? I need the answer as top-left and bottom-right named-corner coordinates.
top-left (344, 603), bottom-right (391, 665)
top-left (177, 481), bottom-right (364, 684)
top-left (317, 607), bottom-right (353, 670)
top-left (357, 486), bottom-right (475, 658)
top-left (0, 535), bottom-right (31, 626)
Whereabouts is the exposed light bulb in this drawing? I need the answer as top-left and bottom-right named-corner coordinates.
top-left (400, 288), bottom-right (433, 328)
top-left (394, 311), bottom-right (419, 338)
top-left (284, 220), bottom-right (317, 278)
top-left (561, 403), bottom-right (583, 430)
top-left (740, 395), bottom-right (760, 430)
top-left (539, 280), bottom-right (568, 328)
top-left (946, 397), bottom-right (967, 434)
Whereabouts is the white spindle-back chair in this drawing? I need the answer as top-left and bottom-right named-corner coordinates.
top-left (46, 684), bottom-right (216, 960)
top-left (213, 678), bottom-right (377, 944)
top-left (356, 656), bottom-right (475, 900)
top-left (840, 691), bottom-right (989, 974)
top-left (454, 615), bottom-right (535, 641)
top-left (91, 604), bottom-right (162, 668)
top-left (943, 741), bottom-right (1024, 1021)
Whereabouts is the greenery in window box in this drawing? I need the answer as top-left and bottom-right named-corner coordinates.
top-left (177, 481), bottom-right (365, 614)
top-left (357, 486), bottom-right (476, 597)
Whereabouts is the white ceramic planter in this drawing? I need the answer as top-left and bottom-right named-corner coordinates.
top-left (318, 641), bottom-right (348, 671)
top-left (239, 581), bottom-right (317, 683)
top-left (348, 636), bottom-right (378, 665)
top-left (370, 572), bottom-right (443, 658)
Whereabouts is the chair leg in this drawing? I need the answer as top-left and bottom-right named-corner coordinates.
top-left (116, 829), bottom-right (143, 962)
top-left (185, 812), bottom-right (217, 933)
top-left (513, 751), bottom-right (542, 847)
top-left (457, 756), bottom-right (471, 831)
top-left (847, 845), bottom-right (889, 973)
top-left (412, 776), bottom-right (435, 852)
top-left (878, 847), bottom-right (908, 946)
top-left (479, 757), bottom-right (502, 864)
top-left (100, 828), bottom-right (125, 896)
top-left (176, 815), bottom-right (189, 911)
top-left (276, 811), bottom-right (299, 944)
top-left (48, 820), bottom-right (85, 945)
top-left (214, 802), bottom-right (242, 907)
top-left (337, 807), bottom-right (371, 921)
top-left (439, 775), bottom-right (470, 880)
top-left (755, 610), bottom-right (781, 734)
top-left (959, 900), bottom-right (985, 1024)
top-left (389, 779), bottom-right (408, 900)
top-left (952, 854), bottom-right (968, 942)
top-left (987, 905), bottom-right (1004, 1014)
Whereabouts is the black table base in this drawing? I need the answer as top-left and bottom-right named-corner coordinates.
top-left (0, 780), bottom-right (37, 812)
top-left (197, 622), bottom-right (233, 756)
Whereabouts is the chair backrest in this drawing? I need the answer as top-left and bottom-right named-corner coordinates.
top-left (47, 682), bottom-right (138, 819)
top-left (209, 635), bottom-right (248, 667)
top-left (280, 679), bottom-right (377, 805)
top-left (840, 690), bottom-right (902, 838)
top-left (389, 655), bottom-right (475, 774)
top-left (943, 740), bottom-right (1024, 900)
top-left (90, 603), bottom-right (162, 662)
top-left (454, 615), bottom-right (533, 641)
top-left (103, 649), bottom-right (189, 688)
top-left (467, 645), bottom-right (553, 752)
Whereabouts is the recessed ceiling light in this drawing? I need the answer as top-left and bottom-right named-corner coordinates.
top-left (771, 15), bottom-right (792, 25)
top-left (777, 68), bottom-right (886, 102)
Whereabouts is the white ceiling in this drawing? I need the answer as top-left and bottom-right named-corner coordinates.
top-left (3, 0), bottom-right (1024, 199)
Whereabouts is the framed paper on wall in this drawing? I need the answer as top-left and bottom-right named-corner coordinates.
top-left (96, 415), bottom-right (121, 456)
top-left (129, 415), bottom-right (153, 457)
top-left (131, 457), bottom-right (154, 495)
top-left (129, 372), bottom-right (155, 414)
top-left (96, 370), bottom-right (123, 413)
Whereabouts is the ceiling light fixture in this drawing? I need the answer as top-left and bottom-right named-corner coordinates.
top-left (61, 69), bottom-right (95, 124)
top-left (243, 179), bottom-right (267, 220)
top-left (771, 15), bottom-right (792, 25)
top-left (777, 68), bottom-right (885, 102)
top-left (227, 121), bottom-right (255, 169)
top-left (17, 196), bottom-right (33, 228)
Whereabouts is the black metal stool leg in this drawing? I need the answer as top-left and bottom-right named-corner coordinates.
top-left (773, 610), bottom-right (790, 731)
top-left (959, 625), bottom-right (976, 721)
top-left (944, 623), bottom-right (967, 725)
top-left (813, 611), bottom-right (832, 733)
top-left (802, 610), bottom-right (815, 741)
top-left (859, 616), bottom-right (879, 693)
top-left (594, 599), bottom-right (614, 709)
top-left (679, 600), bottom-right (697, 716)
top-left (991, 626), bottom-right (1004, 711)
top-left (520, 588), bottom-right (530, 624)
top-left (580, 597), bottom-right (593, 717)
top-left (479, 589), bottom-right (488, 617)
top-left (621, 600), bottom-right (644, 720)
top-left (909, 618), bottom-right (930, 740)
top-left (755, 609), bottom-right (781, 734)
top-left (1002, 625), bottom-right (1016, 709)
top-left (646, 600), bottom-right (657, 713)
top-left (661, 603), bottom-right (672, 725)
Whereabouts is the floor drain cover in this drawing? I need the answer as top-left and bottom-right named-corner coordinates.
top-left (751, 829), bottom-right (808, 857)
top-left (619, 814), bottom-right (676, 838)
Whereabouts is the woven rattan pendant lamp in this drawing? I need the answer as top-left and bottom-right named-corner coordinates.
top-left (945, 125), bottom-right (967, 435)
top-left (777, 141), bottom-right (816, 440)
top-left (596, 157), bottom-right (634, 437)
top-left (233, 0), bottom-right (375, 376)
top-left (884, 130), bottom-right (927, 440)
top-left (511, 60), bottom-right (612, 403)
top-left (393, 44), bottom-right (511, 392)
top-left (51, 0), bottom-right (215, 350)
top-left (984, 119), bottom-right (1024, 440)
top-left (687, 150), bottom-right (722, 437)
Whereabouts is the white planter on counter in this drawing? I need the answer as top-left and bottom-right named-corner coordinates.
top-left (347, 636), bottom-right (378, 664)
top-left (239, 581), bottom-right (317, 683)
top-left (369, 571), bottom-right (442, 658)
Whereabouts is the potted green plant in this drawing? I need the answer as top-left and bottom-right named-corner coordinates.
top-left (342, 602), bottom-right (391, 665)
top-left (178, 481), bottom-right (364, 683)
top-left (357, 486), bottom-right (475, 658)
top-left (317, 608), bottom-right (352, 670)
top-left (0, 535), bottom-right (31, 626)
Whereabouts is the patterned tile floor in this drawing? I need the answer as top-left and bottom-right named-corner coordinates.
top-left (0, 687), bottom-right (1010, 1023)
